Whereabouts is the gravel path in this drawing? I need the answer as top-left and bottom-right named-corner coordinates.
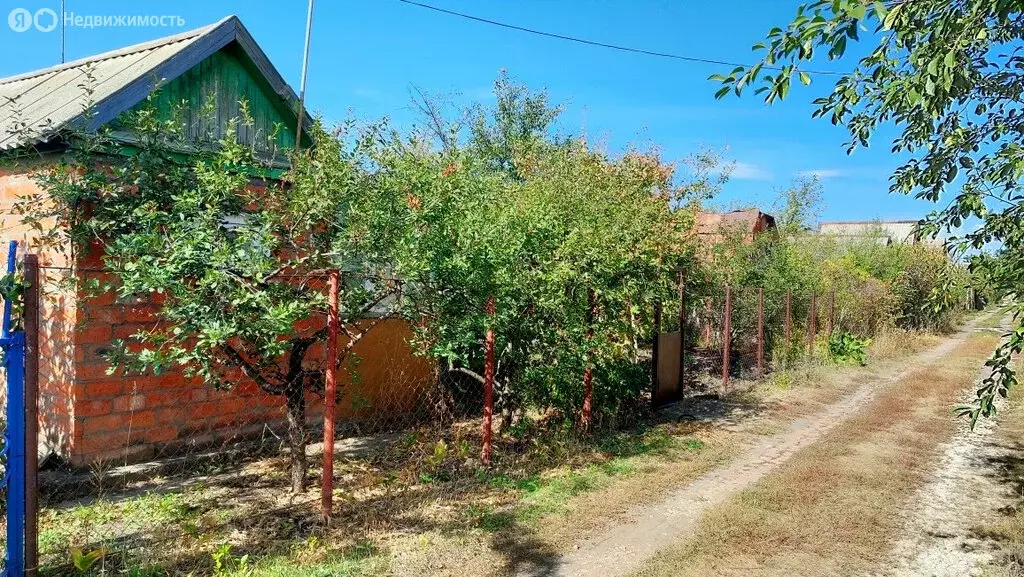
top-left (881, 319), bottom-right (1015, 577)
top-left (527, 321), bottom-right (985, 577)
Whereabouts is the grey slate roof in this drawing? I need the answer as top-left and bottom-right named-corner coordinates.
top-left (0, 15), bottom-right (304, 151)
top-left (816, 220), bottom-right (947, 247)
top-left (817, 221), bottom-right (919, 244)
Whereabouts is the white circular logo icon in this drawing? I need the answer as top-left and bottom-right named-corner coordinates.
top-left (8, 8), bottom-right (32, 32)
top-left (33, 8), bottom-right (57, 32)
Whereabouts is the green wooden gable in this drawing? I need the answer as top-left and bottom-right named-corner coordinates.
top-left (130, 44), bottom-right (301, 152)
top-left (0, 16), bottom-right (311, 156)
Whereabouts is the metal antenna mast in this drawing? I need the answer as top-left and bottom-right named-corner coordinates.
top-left (294, 0), bottom-right (315, 148)
top-left (60, 0), bottom-right (66, 63)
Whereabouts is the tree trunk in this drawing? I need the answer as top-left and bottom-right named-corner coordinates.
top-left (285, 384), bottom-right (307, 493)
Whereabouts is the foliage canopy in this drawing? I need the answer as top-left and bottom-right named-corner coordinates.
top-left (713, 0), bottom-right (1024, 424)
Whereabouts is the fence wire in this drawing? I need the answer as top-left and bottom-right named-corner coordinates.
top-left (20, 264), bottom-right (929, 575)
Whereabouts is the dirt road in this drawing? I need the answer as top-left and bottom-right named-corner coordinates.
top-left (881, 384), bottom-right (1009, 577)
top-left (883, 318), bottom-right (1017, 577)
top-left (532, 319), bottom-right (993, 577)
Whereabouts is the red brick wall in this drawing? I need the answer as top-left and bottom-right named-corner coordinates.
top-left (72, 272), bottom-right (436, 465)
top-left (2, 162), bottom-right (438, 467)
top-left (0, 164), bottom-right (77, 458)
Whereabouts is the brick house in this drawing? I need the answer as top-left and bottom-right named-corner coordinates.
top-left (0, 16), bottom-right (434, 466)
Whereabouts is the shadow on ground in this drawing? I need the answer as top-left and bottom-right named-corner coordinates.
top-left (37, 416), bottom-right (664, 576)
top-left (981, 440), bottom-right (1024, 519)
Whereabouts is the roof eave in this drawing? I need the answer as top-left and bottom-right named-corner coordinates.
top-left (2, 15), bottom-right (313, 152)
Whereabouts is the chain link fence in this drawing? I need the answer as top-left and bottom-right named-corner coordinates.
top-left (15, 263), bottom-right (927, 575)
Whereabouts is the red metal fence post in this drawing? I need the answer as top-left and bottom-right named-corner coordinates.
top-left (827, 290), bottom-right (836, 336)
top-left (583, 289), bottom-right (595, 430)
top-left (808, 293), bottom-right (817, 357)
top-left (321, 269), bottom-right (340, 522)
top-left (756, 287), bottom-right (764, 378)
top-left (677, 270), bottom-right (686, 400)
top-left (24, 254), bottom-right (39, 575)
top-left (652, 300), bottom-right (662, 398)
top-left (722, 286), bottom-right (732, 388)
top-left (482, 295), bottom-right (496, 465)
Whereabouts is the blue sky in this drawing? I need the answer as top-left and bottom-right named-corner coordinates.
top-left (0, 0), bottom-right (940, 224)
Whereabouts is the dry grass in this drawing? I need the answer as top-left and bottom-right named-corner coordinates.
top-left (868, 328), bottom-right (944, 362)
top-left (386, 425), bottom-right (740, 577)
top-left (631, 332), bottom-right (1000, 577)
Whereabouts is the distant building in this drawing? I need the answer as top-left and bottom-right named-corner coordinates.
top-left (816, 220), bottom-right (940, 246)
top-left (695, 209), bottom-right (777, 245)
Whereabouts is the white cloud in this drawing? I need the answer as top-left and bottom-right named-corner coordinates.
top-left (731, 161), bottom-right (773, 180)
top-left (797, 169), bottom-right (844, 179)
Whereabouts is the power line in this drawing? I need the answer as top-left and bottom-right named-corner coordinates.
top-left (396, 0), bottom-right (843, 76)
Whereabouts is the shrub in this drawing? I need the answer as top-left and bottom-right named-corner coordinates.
top-left (828, 332), bottom-right (872, 366)
top-left (389, 74), bottom-right (722, 423)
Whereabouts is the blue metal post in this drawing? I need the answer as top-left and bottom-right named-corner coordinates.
top-left (1, 239), bottom-right (25, 576)
top-left (4, 333), bottom-right (25, 576)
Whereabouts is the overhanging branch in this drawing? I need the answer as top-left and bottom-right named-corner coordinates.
top-left (219, 343), bottom-right (285, 395)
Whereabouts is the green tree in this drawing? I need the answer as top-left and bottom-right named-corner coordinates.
top-left (713, 0), bottom-right (1022, 424)
top-left (773, 176), bottom-right (824, 235)
top-left (25, 106), bottom-right (402, 492)
top-left (385, 75), bottom-right (706, 425)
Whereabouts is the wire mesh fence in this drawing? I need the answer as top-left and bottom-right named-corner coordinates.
top-left (12, 261), bottom-right (875, 574)
top-left (28, 265), bottom-right (461, 574)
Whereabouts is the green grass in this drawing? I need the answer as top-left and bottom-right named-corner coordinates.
top-left (238, 540), bottom-right (387, 577)
top-left (514, 468), bottom-right (605, 522)
top-left (510, 432), bottom-right (705, 525)
top-left (120, 492), bottom-right (194, 524)
top-left (220, 549), bottom-right (388, 577)
top-left (110, 540), bottom-right (388, 577)
top-left (463, 428), bottom-right (707, 532)
top-left (41, 419), bottom-right (710, 575)
top-left (484, 472), bottom-right (542, 492)
top-left (39, 490), bottom-right (200, 561)
top-left (465, 503), bottom-right (515, 531)
top-left (765, 370), bottom-right (794, 390)
top-left (598, 428), bottom-right (681, 458)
